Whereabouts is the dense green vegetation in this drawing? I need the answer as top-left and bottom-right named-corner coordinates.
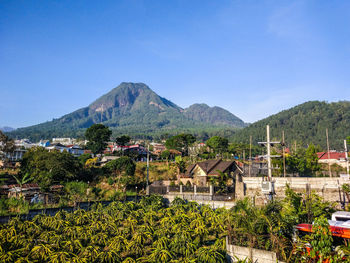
top-left (0, 191), bottom-right (347, 262)
top-left (7, 82), bottom-right (245, 141)
top-left (231, 101), bottom-right (350, 150)
top-left (0, 196), bottom-right (228, 263)
top-left (20, 147), bottom-right (83, 190)
top-left (272, 143), bottom-right (321, 176)
top-left (165, 133), bottom-right (196, 156)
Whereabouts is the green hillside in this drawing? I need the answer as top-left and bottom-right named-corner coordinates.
top-left (231, 101), bottom-right (350, 150)
top-left (9, 82), bottom-right (245, 141)
top-left (184, 103), bottom-right (246, 127)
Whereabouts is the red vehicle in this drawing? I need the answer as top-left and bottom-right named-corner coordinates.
top-left (296, 211), bottom-right (350, 261)
top-left (296, 211), bottom-right (350, 239)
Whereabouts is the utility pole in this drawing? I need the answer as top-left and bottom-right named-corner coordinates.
top-left (243, 149), bottom-right (245, 174)
top-left (146, 144), bottom-right (150, 188)
top-left (249, 136), bottom-right (252, 177)
top-left (258, 125), bottom-right (282, 201)
top-left (326, 128), bottom-right (332, 177)
top-left (258, 125), bottom-right (281, 180)
top-left (267, 125), bottom-right (272, 179)
top-left (282, 130), bottom-right (286, 177)
top-left (345, 140), bottom-right (349, 176)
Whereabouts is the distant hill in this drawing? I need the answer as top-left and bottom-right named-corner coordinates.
top-left (231, 101), bottom-right (350, 150)
top-left (9, 82), bottom-right (246, 141)
top-left (184, 103), bottom-right (246, 127)
top-left (0, 126), bottom-right (15, 132)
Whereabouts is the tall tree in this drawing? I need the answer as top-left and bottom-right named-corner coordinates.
top-left (0, 130), bottom-right (15, 166)
top-left (85, 124), bottom-right (112, 154)
top-left (206, 136), bottom-right (228, 155)
top-left (165, 134), bottom-right (196, 156)
top-left (115, 135), bottom-right (131, 146)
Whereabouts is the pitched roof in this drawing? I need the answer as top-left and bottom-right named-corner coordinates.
top-left (197, 159), bottom-right (222, 174)
top-left (208, 161), bottom-right (234, 176)
top-left (185, 159), bottom-right (235, 176)
top-left (317, 152), bottom-right (346, 160)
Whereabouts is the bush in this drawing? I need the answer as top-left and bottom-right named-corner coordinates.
top-left (65, 181), bottom-right (88, 202)
top-left (107, 177), bottom-right (115, 185)
top-left (0, 197), bottom-right (29, 216)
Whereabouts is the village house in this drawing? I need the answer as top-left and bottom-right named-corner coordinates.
top-left (52, 137), bottom-right (76, 145)
top-left (188, 142), bottom-right (207, 156)
top-left (317, 151), bottom-right (349, 168)
top-left (65, 144), bottom-right (85, 157)
top-left (150, 143), bottom-right (166, 155)
top-left (183, 159), bottom-right (238, 186)
top-left (0, 183), bottom-right (40, 200)
top-left (38, 140), bottom-right (50, 147)
top-left (46, 143), bottom-right (84, 157)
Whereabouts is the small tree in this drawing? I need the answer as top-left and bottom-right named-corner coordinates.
top-left (161, 150), bottom-right (171, 165)
top-left (11, 173), bottom-right (32, 198)
top-left (105, 156), bottom-right (136, 191)
top-left (309, 217), bottom-right (333, 262)
top-left (175, 156), bottom-right (186, 182)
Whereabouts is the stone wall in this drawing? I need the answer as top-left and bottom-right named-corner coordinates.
top-left (226, 237), bottom-right (285, 263)
top-left (163, 194), bottom-right (236, 209)
top-left (238, 176), bottom-right (349, 206)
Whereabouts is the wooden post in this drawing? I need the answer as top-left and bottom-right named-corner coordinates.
top-left (249, 136), bottom-right (252, 177)
top-left (345, 140), bottom-right (349, 176)
top-left (282, 130), bottom-right (286, 177)
top-left (326, 128), bottom-right (332, 177)
top-left (267, 125), bottom-right (272, 180)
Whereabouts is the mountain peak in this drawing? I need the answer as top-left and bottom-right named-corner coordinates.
top-left (89, 82), bottom-right (151, 111)
top-left (184, 103), bottom-right (245, 127)
top-left (9, 82), bottom-right (246, 141)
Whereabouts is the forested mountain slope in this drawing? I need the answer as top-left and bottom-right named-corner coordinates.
top-left (8, 82), bottom-right (246, 141)
top-left (231, 101), bottom-right (350, 150)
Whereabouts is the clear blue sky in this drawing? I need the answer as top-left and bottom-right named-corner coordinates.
top-left (1, 0), bottom-right (350, 128)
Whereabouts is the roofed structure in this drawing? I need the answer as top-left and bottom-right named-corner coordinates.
top-left (183, 159), bottom-right (237, 186)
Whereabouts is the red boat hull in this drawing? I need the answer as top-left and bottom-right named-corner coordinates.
top-left (296, 223), bottom-right (350, 239)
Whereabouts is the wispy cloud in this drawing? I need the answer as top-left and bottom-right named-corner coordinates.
top-left (267, 1), bottom-right (309, 42)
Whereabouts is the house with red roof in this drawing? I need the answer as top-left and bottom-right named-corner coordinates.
top-left (317, 151), bottom-right (348, 168)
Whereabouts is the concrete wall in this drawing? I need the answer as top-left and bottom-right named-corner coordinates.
top-left (226, 237), bottom-right (285, 263)
top-left (163, 194), bottom-right (236, 209)
top-left (239, 177), bottom-right (350, 206)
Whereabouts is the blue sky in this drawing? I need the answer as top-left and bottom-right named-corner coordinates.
top-left (1, 0), bottom-right (350, 128)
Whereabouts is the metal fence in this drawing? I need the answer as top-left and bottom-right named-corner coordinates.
top-left (149, 186), bottom-right (167, 195)
top-left (196, 187), bottom-right (210, 193)
top-left (214, 186), bottom-right (235, 195)
top-left (168, 186), bottom-right (180, 192)
top-left (182, 186), bottom-right (194, 192)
